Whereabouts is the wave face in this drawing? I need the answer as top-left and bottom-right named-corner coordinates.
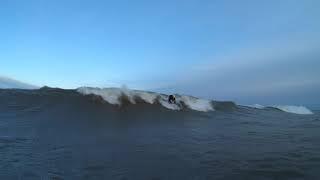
top-left (77, 87), bottom-right (214, 112)
top-left (246, 104), bottom-right (313, 115)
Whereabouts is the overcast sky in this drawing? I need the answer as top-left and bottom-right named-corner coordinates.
top-left (1, 0), bottom-right (319, 105)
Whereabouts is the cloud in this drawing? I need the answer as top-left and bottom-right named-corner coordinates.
top-left (0, 76), bottom-right (38, 89)
top-left (154, 38), bottom-right (320, 104)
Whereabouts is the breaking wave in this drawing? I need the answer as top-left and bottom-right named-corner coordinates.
top-left (77, 87), bottom-right (214, 112)
top-left (246, 104), bottom-right (313, 115)
top-left (77, 87), bottom-right (313, 115)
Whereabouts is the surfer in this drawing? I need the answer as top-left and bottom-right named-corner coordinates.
top-left (168, 95), bottom-right (176, 104)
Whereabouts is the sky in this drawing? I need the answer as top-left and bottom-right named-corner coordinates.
top-left (1, 0), bottom-right (320, 105)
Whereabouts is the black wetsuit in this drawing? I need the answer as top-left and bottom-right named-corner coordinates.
top-left (168, 95), bottom-right (176, 104)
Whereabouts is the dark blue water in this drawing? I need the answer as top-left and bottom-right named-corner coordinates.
top-left (0, 89), bottom-right (319, 180)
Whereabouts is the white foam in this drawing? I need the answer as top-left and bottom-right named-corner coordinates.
top-left (272, 105), bottom-right (313, 115)
top-left (246, 104), bottom-right (265, 109)
top-left (179, 96), bottom-right (214, 112)
top-left (77, 87), bottom-right (214, 112)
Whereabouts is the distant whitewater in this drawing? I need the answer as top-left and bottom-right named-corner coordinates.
top-left (246, 104), bottom-right (313, 115)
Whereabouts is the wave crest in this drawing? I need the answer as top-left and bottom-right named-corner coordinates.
top-left (77, 87), bottom-right (214, 112)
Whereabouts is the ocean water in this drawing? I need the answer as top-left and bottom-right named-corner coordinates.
top-left (0, 88), bottom-right (319, 180)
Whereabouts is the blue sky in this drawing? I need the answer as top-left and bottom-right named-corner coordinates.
top-left (1, 0), bottom-right (320, 104)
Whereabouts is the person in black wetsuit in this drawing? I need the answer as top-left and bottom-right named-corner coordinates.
top-left (168, 95), bottom-right (176, 104)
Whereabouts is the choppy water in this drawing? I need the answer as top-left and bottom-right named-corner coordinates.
top-left (0, 88), bottom-right (319, 180)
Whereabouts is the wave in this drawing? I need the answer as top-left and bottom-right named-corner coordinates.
top-left (77, 87), bottom-right (214, 112)
top-left (0, 87), bottom-right (312, 115)
top-left (77, 87), bottom-right (314, 114)
top-left (246, 104), bottom-right (313, 115)
top-left (247, 104), bottom-right (265, 109)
